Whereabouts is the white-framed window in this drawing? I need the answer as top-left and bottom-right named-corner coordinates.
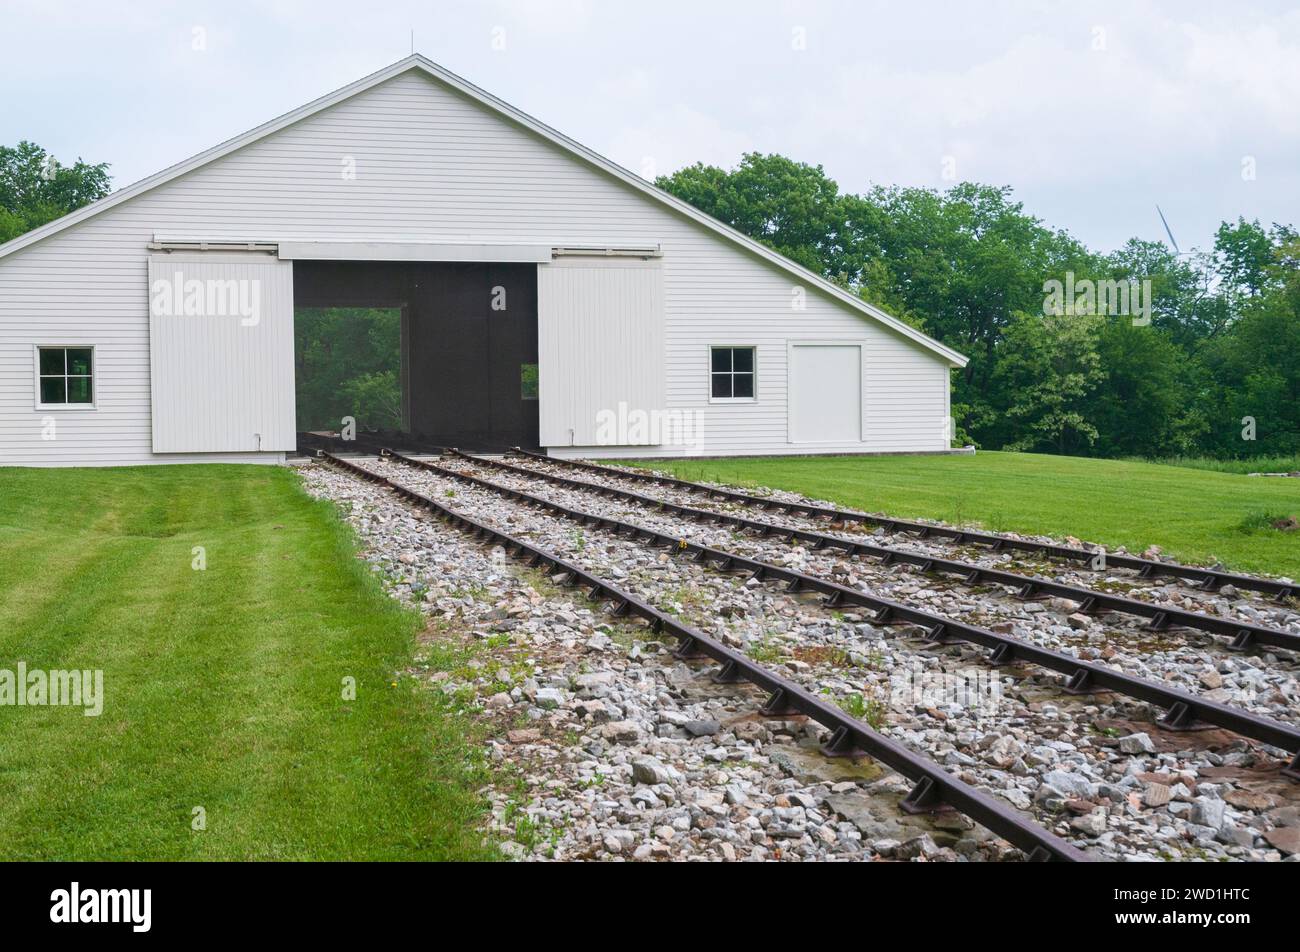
top-left (710, 346), bottom-right (756, 400)
top-left (35, 346), bottom-right (96, 409)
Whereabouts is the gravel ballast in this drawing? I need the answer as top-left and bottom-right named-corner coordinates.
top-left (297, 458), bottom-right (1300, 863)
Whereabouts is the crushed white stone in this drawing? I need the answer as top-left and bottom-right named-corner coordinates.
top-left (296, 458), bottom-right (1300, 863)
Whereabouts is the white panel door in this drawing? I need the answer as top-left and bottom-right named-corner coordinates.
top-left (147, 254), bottom-right (296, 452)
top-left (537, 257), bottom-right (665, 447)
top-left (788, 344), bottom-right (862, 443)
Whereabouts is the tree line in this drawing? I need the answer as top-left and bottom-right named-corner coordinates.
top-left (658, 154), bottom-right (1299, 460)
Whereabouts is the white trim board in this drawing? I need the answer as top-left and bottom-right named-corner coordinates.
top-left (275, 241), bottom-right (553, 263)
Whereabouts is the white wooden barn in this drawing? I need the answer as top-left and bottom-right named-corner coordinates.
top-left (0, 55), bottom-right (967, 467)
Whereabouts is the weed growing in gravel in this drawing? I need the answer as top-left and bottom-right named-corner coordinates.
top-left (793, 644), bottom-right (851, 667)
top-left (446, 582), bottom-right (490, 601)
top-left (526, 577), bottom-right (569, 601)
top-left (745, 635), bottom-right (785, 664)
top-left (501, 798), bottom-right (564, 858)
top-left (835, 691), bottom-right (888, 729)
top-left (606, 628), bottom-right (641, 651)
top-left (663, 584), bottom-right (715, 614)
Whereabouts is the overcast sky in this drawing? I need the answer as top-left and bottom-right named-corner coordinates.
top-left (4, 0), bottom-right (1297, 253)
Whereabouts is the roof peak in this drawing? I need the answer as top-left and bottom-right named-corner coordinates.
top-left (0, 55), bottom-right (966, 366)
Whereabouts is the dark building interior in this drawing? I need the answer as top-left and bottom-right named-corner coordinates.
top-left (293, 260), bottom-right (540, 451)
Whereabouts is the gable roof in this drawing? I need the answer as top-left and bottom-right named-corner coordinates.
top-left (0, 55), bottom-right (967, 367)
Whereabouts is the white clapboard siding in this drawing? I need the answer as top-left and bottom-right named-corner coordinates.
top-left (147, 255), bottom-right (295, 453)
top-left (538, 258), bottom-right (664, 447)
top-left (0, 65), bottom-right (956, 466)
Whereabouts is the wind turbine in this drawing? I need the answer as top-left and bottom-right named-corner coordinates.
top-left (1155, 205), bottom-right (1201, 260)
top-left (1155, 204), bottom-right (1181, 254)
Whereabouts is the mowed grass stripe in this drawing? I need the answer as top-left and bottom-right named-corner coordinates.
top-left (28, 542), bottom-right (241, 859)
top-left (0, 551), bottom-right (137, 856)
top-left (0, 465), bottom-right (495, 861)
top-left (0, 514), bottom-right (137, 639)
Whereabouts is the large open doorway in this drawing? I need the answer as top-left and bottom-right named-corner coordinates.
top-left (293, 260), bottom-right (540, 451)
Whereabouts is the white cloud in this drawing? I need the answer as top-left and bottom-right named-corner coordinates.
top-left (605, 103), bottom-right (757, 180)
top-left (2, 0), bottom-right (1296, 251)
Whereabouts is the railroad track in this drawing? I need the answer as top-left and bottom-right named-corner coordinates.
top-left (318, 450), bottom-right (1090, 862)
top-left (508, 448), bottom-right (1297, 604)
top-left (442, 449), bottom-right (1300, 657)
top-left (373, 448), bottom-right (1300, 783)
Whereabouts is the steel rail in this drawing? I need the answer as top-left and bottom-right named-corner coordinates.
top-left (509, 448), bottom-right (1297, 603)
top-left (304, 432), bottom-right (448, 457)
top-left (445, 450), bottom-right (1300, 655)
top-left (317, 451), bottom-right (1089, 862)
top-left (381, 449), bottom-right (1300, 777)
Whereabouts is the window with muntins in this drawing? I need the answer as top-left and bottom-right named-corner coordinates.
top-left (38, 347), bottom-right (94, 406)
top-left (710, 347), bottom-right (755, 399)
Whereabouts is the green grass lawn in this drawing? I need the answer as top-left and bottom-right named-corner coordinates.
top-left (1127, 454), bottom-right (1300, 476)
top-left (0, 465), bottom-right (493, 861)
top-left (620, 451), bottom-right (1300, 578)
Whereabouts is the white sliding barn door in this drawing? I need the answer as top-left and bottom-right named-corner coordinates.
top-left (788, 343), bottom-right (863, 444)
top-left (537, 257), bottom-right (665, 447)
top-left (147, 254), bottom-right (296, 452)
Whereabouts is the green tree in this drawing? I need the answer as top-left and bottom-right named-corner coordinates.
top-left (341, 371), bottom-right (403, 430)
top-left (1199, 252), bottom-right (1300, 457)
top-left (991, 312), bottom-right (1104, 454)
top-left (294, 308), bottom-right (402, 431)
top-left (0, 141), bottom-right (111, 242)
top-left (846, 183), bottom-right (1100, 446)
top-left (1105, 239), bottom-right (1225, 347)
top-left (1087, 320), bottom-right (1203, 458)
top-left (657, 153), bottom-right (851, 274)
top-left (1212, 218), bottom-right (1288, 303)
